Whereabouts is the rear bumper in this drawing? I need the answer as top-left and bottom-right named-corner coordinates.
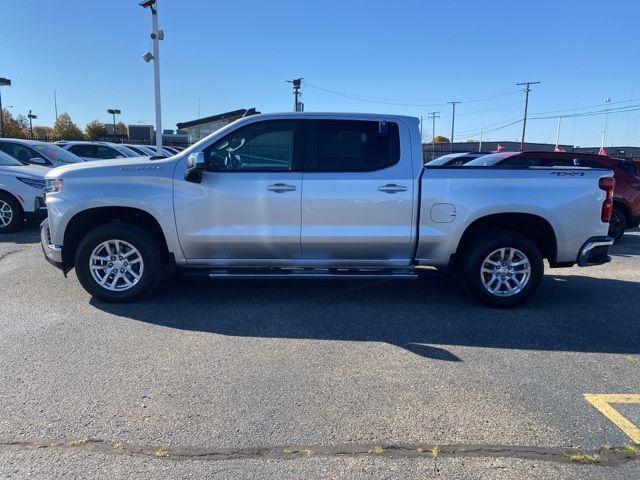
top-left (40, 218), bottom-right (64, 271)
top-left (577, 236), bottom-right (614, 267)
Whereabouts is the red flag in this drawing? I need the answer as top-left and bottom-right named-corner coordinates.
top-left (599, 147), bottom-right (607, 156)
top-left (496, 144), bottom-right (506, 152)
top-left (554, 145), bottom-right (565, 152)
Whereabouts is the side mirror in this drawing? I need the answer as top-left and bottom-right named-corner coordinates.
top-left (185, 152), bottom-right (206, 183)
top-left (115, 155), bottom-right (125, 159)
top-left (30, 157), bottom-right (48, 165)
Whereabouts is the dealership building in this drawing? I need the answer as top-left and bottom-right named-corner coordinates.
top-left (176, 108), bottom-right (258, 144)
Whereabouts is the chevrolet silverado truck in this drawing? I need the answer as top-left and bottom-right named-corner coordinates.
top-left (41, 112), bottom-right (614, 307)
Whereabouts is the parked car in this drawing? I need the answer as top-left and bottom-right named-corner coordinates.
top-left (464, 151), bottom-right (640, 242)
top-left (56, 141), bottom-right (142, 161)
top-left (0, 150), bottom-right (48, 233)
top-left (0, 138), bottom-right (85, 168)
top-left (143, 145), bottom-right (176, 157)
top-left (163, 146), bottom-right (182, 155)
top-left (122, 144), bottom-right (155, 156)
top-left (41, 112), bottom-right (613, 308)
top-left (427, 152), bottom-right (485, 166)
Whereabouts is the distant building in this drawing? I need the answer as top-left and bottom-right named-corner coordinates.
top-left (128, 124), bottom-right (154, 142)
top-left (176, 108), bottom-right (259, 144)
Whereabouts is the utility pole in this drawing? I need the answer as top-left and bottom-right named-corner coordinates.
top-left (479, 128), bottom-right (483, 152)
top-left (27, 110), bottom-right (37, 139)
top-left (428, 111), bottom-right (440, 159)
top-left (601, 97), bottom-right (611, 148)
top-left (447, 101), bottom-right (460, 152)
top-left (555, 116), bottom-right (562, 147)
top-left (53, 89), bottom-right (58, 120)
top-left (286, 78), bottom-right (303, 111)
top-left (516, 81), bottom-right (540, 151)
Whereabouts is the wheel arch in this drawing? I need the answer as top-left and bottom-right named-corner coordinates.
top-left (62, 206), bottom-right (170, 270)
top-left (455, 212), bottom-right (557, 266)
top-left (0, 188), bottom-right (25, 215)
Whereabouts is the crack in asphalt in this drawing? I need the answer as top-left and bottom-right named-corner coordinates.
top-left (0, 439), bottom-right (638, 466)
top-left (0, 245), bottom-right (30, 263)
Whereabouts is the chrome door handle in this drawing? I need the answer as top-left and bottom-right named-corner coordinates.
top-left (379, 184), bottom-right (407, 193)
top-left (267, 183), bottom-right (296, 193)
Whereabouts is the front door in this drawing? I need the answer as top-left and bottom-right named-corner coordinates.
top-left (301, 119), bottom-right (416, 266)
top-left (174, 119), bottom-right (304, 264)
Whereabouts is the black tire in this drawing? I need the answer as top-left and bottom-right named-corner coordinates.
top-left (459, 231), bottom-right (544, 308)
top-left (0, 192), bottom-right (25, 233)
top-left (608, 208), bottom-right (627, 243)
top-left (74, 222), bottom-right (163, 302)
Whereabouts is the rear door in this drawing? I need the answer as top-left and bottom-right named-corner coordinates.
top-left (301, 118), bottom-right (415, 265)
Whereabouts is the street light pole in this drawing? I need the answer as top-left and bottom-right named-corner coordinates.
top-left (27, 110), bottom-right (37, 139)
top-left (140, 0), bottom-right (163, 152)
top-left (107, 108), bottom-right (121, 137)
top-left (0, 77), bottom-right (12, 138)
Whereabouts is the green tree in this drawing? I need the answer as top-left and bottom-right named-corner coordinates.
top-left (52, 112), bottom-right (84, 140)
top-left (115, 121), bottom-right (128, 137)
top-left (84, 119), bottom-right (107, 140)
top-left (431, 135), bottom-right (450, 144)
top-left (0, 109), bottom-right (28, 137)
top-left (32, 126), bottom-right (54, 140)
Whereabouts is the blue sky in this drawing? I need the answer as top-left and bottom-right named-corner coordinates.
top-left (1, 0), bottom-right (639, 146)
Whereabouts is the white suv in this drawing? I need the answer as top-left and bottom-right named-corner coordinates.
top-left (0, 150), bottom-right (48, 233)
top-left (0, 139), bottom-right (85, 168)
top-left (56, 141), bottom-right (141, 161)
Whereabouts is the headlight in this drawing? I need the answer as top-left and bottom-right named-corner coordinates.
top-left (45, 178), bottom-right (64, 193)
top-left (17, 176), bottom-right (46, 190)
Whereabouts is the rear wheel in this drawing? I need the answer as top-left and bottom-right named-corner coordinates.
top-left (74, 222), bottom-right (163, 302)
top-left (460, 232), bottom-right (544, 308)
top-left (0, 193), bottom-right (24, 233)
top-left (608, 208), bottom-right (626, 243)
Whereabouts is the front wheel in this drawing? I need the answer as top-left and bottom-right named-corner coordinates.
top-left (0, 193), bottom-right (24, 233)
top-left (460, 232), bottom-right (544, 308)
top-left (74, 222), bottom-right (163, 302)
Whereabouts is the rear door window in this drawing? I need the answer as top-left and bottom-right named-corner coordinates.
top-left (305, 120), bottom-right (400, 172)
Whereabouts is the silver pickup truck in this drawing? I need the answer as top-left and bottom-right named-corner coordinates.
top-left (41, 112), bottom-right (614, 307)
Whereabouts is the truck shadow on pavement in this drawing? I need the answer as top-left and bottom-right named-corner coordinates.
top-left (91, 269), bottom-right (640, 362)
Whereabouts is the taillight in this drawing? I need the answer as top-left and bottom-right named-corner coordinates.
top-left (599, 177), bottom-right (615, 222)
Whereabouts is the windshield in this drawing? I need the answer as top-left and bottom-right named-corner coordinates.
top-left (0, 150), bottom-right (26, 166)
top-left (114, 145), bottom-right (142, 157)
top-left (31, 143), bottom-right (84, 164)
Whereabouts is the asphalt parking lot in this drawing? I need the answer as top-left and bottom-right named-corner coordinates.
top-left (1, 225), bottom-right (639, 479)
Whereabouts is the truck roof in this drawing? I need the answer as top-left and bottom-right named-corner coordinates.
top-left (243, 112), bottom-right (419, 123)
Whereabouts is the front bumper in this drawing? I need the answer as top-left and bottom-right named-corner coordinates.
top-left (577, 236), bottom-right (614, 267)
top-left (25, 196), bottom-right (47, 221)
top-left (40, 218), bottom-right (64, 271)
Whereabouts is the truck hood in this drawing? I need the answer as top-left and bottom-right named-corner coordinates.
top-left (0, 164), bottom-right (49, 179)
top-left (45, 156), bottom-right (158, 179)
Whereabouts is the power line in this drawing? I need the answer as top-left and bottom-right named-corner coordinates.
top-left (303, 81), bottom-right (520, 107)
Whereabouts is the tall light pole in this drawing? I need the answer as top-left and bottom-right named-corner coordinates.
top-left (516, 81), bottom-right (540, 151)
top-left (0, 77), bottom-right (11, 138)
top-left (27, 110), bottom-right (37, 139)
top-left (447, 101), bottom-right (460, 152)
top-left (140, 0), bottom-right (163, 151)
top-left (107, 108), bottom-right (121, 136)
